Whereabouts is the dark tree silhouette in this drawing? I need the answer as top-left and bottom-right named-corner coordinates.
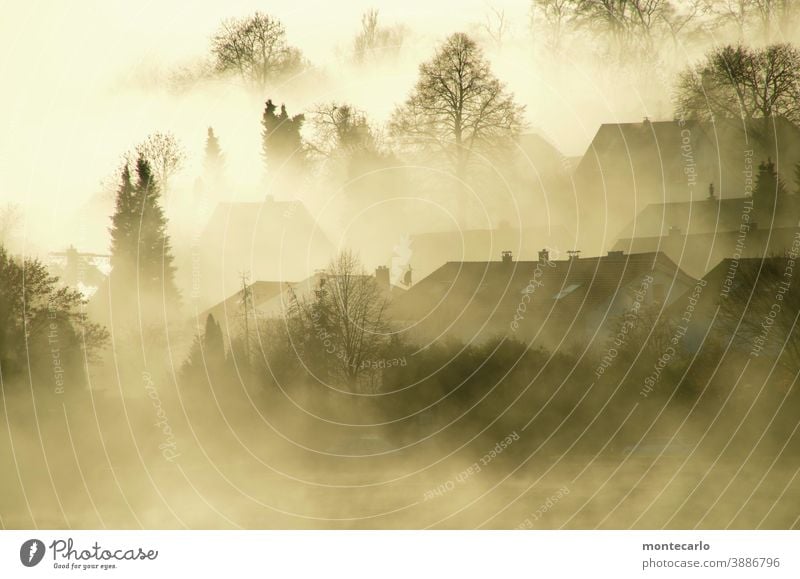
top-left (261, 99), bottom-right (306, 183)
top-left (109, 156), bottom-right (179, 310)
top-left (307, 102), bottom-right (393, 188)
top-left (287, 251), bottom-right (390, 392)
top-left (135, 132), bottom-right (185, 197)
top-left (211, 12), bottom-right (304, 89)
top-left (389, 33), bottom-right (524, 224)
top-left (675, 43), bottom-right (800, 125)
top-left (717, 258), bottom-right (800, 375)
top-left (0, 246), bottom-right (108, 381)
top-left (752, 158), bottom-right (788, 216)
top-left (182, 314), bottom-right (227, 380)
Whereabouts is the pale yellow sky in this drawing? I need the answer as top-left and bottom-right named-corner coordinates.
top-left (0, 0), bottom-right (671, 255)
top-left (0, 0), bottom-right (531, 201)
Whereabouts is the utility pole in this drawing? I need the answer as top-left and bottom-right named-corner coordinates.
top-left (239, 271), bottom-right (252, 367)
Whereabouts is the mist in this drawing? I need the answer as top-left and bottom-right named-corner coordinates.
top-left (2, 0), bottom-right (800, 531)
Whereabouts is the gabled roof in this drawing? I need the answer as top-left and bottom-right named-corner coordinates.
top-left (391, 251), bottom-right (696, 326)
top-left (199, 271), bottom-right (406, 332)
top-left (614, 223), bottom-right (800, 278)
top-left (199, 281), bottom-right (286, 328)
top-left (575, 117), bottom-right (800, 201)
top-left (197, 197), bottom-right (335, 307)
top-left (406, 225), bottom-right (576, 281)
top-left (616, 195), bottom-right (800, 240)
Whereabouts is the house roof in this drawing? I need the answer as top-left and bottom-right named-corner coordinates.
top-left (197, 197), bottom-right (335, 306)
top-left (199, 272), bottom-right (406, 332)
top-left (616, 195), bottom-right (800, 240)
top-left (391, 251), bottom-right (696, 328)
top-left (406, 225), bottom-right (577, 281)
top-left (575, 117), bottom-right (800, 203)
top-left (614, 224), bottom-right (800, 278)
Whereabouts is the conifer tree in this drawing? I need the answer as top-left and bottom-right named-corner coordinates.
top-left (752, 158), bottom-right (787, 214)
top-left (203, 127), bottom-right (225, 186)
top-left (261, 99), bottom-right (306, 181)
top-left (109, 164), bottom-right (137, 282)
top-left (132, 156), bottom-right (179, 303)
top-left (109, 156), bottom-right (179, 310)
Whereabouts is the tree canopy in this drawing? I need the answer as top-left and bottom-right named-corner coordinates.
top-left (674, 43), bottom-right (800, 124)
top-left (389, 33), bottom-right (524, 223)
top-left (211, 12), bottom-right (305, 88)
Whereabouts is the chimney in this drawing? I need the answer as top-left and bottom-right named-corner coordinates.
top-left (538, 248), bottom-right (550, 263)
top-left (607, 250), bottom-right (624, 257)
top-left (375, 266), bottom-right (390, 291)
top-left (567, 250), bottom-right (581, 260)
top-left (708, 182), bottom-right (716, 200)
top-left (501, 250), bottom-right (513, 264)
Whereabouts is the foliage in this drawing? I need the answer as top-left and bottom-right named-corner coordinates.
top-left (261, 99), bottom-right (307, 181)
top-left (108, 156), bottom-right (180, 312)
top-left (0, 245), bottom-right (108, 381)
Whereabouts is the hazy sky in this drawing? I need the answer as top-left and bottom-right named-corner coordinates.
top-left (0, 1), bottom-right (532, 200)
top-left (0, 0), bottom-right (665, 253)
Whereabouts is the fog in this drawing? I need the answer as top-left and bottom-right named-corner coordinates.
top-left (2, 0), bottom-right (800, 530)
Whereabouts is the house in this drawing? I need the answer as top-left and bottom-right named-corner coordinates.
top-left (198, 267), bottom-right (406, 337)
top-left (194, 196), bottom-right (335, 308)
top-left (612, 162), bottom-right (800, 277)
top-left (573, 117), bottom-right (800, 251)
top-left (47, 246), bottom-right (110, 299)
top-left (401, 224), bottom-right (576, 282)
top-left (389, 249), bottom-right (696, 350)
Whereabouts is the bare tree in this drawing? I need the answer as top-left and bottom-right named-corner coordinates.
top-left (674, 43), bottom-right (800, 125)
top-left (702, 0), bottom-right (752, 39)
top-left (751, 0), bottom-right (800, 41)
top-left (308, 102), bottom-right (377, 159)
top-left (530, 0), bottom-right (578, 51)
top-left (135, 132), bottom-right (186, 196)
top-left (352, 9), bottom-right (406, 64)
top-left (482, 6), bottom-right (508, 48)
top-left (211, 12), bottom-right (304, 88)
top-left (389, 33), bottom-right (525, 225)
top-left (292, 251), bottom-right (390, 391)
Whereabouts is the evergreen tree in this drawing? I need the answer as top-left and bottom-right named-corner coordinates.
top-left (203, 127), bottom-right (225, 187)
top-left (261, 99), bottom-right (306, 183)
top-left (752, 158), bottom-right (787, 214)
top-left (181, 314), bottom-right (226, 380)
top-left (109, 156), bottom-right (179, 311)
top-left (109, 164), bottom-right (137, 281)
top-left (132, 157), bottom-right (180, 303)
top-left (204, 313), bottom-right (225, 368)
